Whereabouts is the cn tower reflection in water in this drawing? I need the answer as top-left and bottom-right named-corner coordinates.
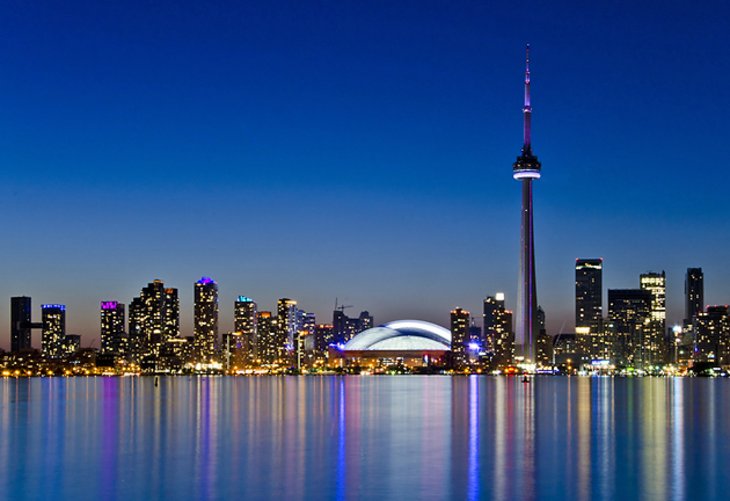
top-left (1, 377), bottom-right (729, 500)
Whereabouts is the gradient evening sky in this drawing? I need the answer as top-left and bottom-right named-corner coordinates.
top-left (1, 0), bottom-right (729, 348)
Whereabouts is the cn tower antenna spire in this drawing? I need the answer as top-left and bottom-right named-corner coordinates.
top-left (523, 43), bottom-right (532, 150)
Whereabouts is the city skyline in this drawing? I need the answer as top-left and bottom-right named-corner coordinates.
top-left (2, 1), bottom-right (730, 347)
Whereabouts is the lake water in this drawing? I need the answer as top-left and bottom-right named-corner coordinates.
top-left (0, 376), bottom-right (728, 500)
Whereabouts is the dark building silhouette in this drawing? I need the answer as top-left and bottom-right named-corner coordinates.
top-left (685, 268), bottom-right (704, 323)
top-left (10, 296), bottom-right (33, 352)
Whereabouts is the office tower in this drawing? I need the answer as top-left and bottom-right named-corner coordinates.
top-left (41, 304), bottom-right (66, 359)
top-left (450, 307), bottom-right (471, 368)
top-left (575, 258), bottom-right (603, 362)
top-left (10, 296), bottom-right (33, 352)
top-left (512, 45), bottom-right (541, 361)
top-left (256, 311), bottom-right (278, 364)
top-left (607, 289), bottom-right (652, 368)
top-left (234, 296), bottom-right (257, 361)
top-left (693, 306), bottom-right (730, 363)
top-left (315, 324), bottom-right (335, 356)
top-left (484, 293), bottom-right (515, 368)
top-left (685, 268), bottom-right (704, 323)
top-left (640, 271), bottom-right (667, 365)
top-left (100, 301), bottom-right (125, 356)
top-left (194, 277), bottom-right (219, 361)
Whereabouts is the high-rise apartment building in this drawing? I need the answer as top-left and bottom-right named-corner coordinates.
top-left (41, 304), bottom-right (66, 359)
top-left (693, 306), bottom-right (730, 364)
top-left (163, 288), bottom-right (180, 340)
top-left (315, 324), bottom-right (335, 355)
top-left (128, 279), bottom-right (180, 360)
top-left (484, 293), bottom-right (514, 368)
top-left (277, 298), bottom-right (298, 358)
top-left (575, 258), bottom-right (603, 362)
top-left (10, 296), bottom-right (33, 352)
top-left (194, 277), bottom-right (219, 361)
top-left (100, 301), bottom-right (125, 356)
top-left (256, 311), bottom-right (278, 364)
top-left (450, 307), bottom-right (471, 368)
top-left (234, 296), bottom-right (257, 362)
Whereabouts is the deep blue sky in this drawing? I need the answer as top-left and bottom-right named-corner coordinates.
top-left (1, 0), bottom-right (729, 348)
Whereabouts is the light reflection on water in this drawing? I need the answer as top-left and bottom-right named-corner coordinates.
top-left (1, 376), bottom-right (729, 500)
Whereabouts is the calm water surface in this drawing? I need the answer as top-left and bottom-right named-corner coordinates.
top-left (1, 376), bottom-right (728, 500)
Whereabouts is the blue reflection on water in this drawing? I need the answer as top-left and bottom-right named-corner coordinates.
top-left (1, 377), bottom-right (730, 500)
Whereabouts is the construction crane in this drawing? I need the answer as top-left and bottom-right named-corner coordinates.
top-left (334, 298), bottom-right (353, 312)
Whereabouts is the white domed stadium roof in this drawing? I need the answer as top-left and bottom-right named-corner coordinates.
top-left (343, 320), bottom-right (451, 352)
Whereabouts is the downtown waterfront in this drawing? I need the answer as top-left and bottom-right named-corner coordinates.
top-left (1, 375), bottom-right (728, 500)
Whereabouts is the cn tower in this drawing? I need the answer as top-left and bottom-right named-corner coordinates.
top-left (513, 44), bottom-right (541, 362)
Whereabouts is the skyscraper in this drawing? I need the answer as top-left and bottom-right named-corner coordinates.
top-left (194, 277), bottom-right (219, 361)
top-left (607, 289), bottom-right (652, 367)
top-left (693, 306), bottom-right (730, 363)
top-left (100, 301), bottom-right (125, 356)
top-left (162, 287), bottom-right (180, 340)
top-left (10, 296), bottom-right (33, 352)
top-left (128, 279), bottom-right (180, 359)
top-left (575, 258), bottom-right (604, 362)
top-left (277, 298), bottom-right (298, 359)
top-left (256, 311), bottom-right (278, 364)
top-left (450, 307), bottom-right (471, 369)
top-left (685, 268), bottom-right (704, 323)
top-left (483, 293), bottom-right (515, 368)
top-left (512, 45), bottom-right (541, 361)
top-left (41, 304), bottom-right (66, 359)
top-left (640, 271), bottom-right (667, 365)
top-left (234, 296), bottom-right (257, 362)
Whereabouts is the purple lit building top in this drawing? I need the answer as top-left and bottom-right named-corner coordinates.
top-left (101, 301), bottom-right (119, 310)
top-left (197, 276), bottom-right (216, 285)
